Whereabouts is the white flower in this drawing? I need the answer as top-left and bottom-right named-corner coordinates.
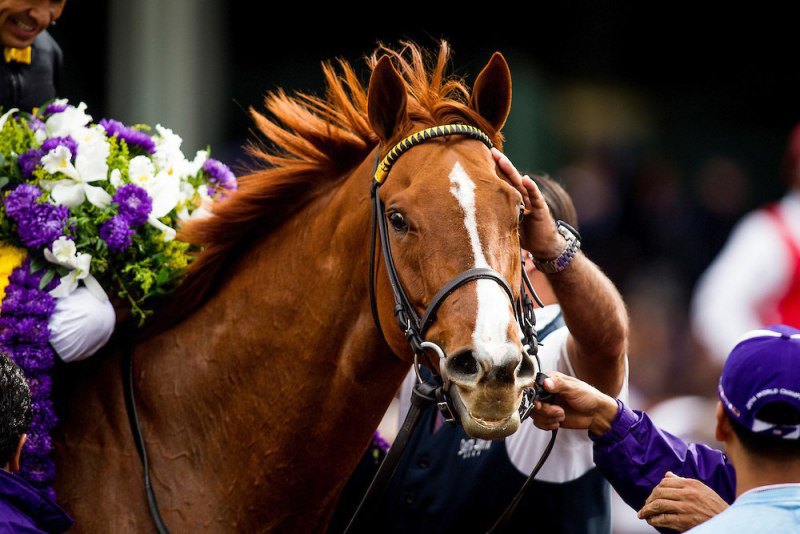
top-left (45, 102), bottom-right (92, 138)
top-left (147, 217), bottom-right (176, 241)
top-left (152, 124), bottom-right (193, 181)
top-left (44, 237), bottom-right (108, 301)
top-left (0, 108), bottom-right (18, 132)
top-left (42, 144), bottom-right (112, 208)
top-left (186, 150), bottom-right (208, 176)
top-left (128, 155), bottom-right (156, 186)
top-left (109, 168), bottom-right (122, 188)
top-left (128, 155), bottom-right (177, 217)
top-left (127, 155), bottom-right (177, 240)
top-left (72, 124), bottom-right (108, 153)
top-left (154, 124), bottom-right (183, 156)
top-left (41, 146), bottom-right (77, 179)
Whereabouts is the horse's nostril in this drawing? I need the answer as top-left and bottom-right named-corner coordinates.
top-left (447, 350), bottom-right (481, 379)
top-left (518, 351), bottom-right (535, 380)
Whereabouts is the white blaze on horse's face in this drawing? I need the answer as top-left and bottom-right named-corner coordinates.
top-left (444, 160), bottom-right (534, 439)
top-left (448, 161), bottom-right (516, 364)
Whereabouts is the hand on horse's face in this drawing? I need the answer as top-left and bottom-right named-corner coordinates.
top-left (490, 148), bottom-right (566, 260)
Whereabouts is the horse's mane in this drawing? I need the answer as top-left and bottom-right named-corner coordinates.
top-left (172, 41), bottom-right (503, 321)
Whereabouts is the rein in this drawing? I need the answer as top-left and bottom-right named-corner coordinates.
top-left (348, 124), bottom-right (558, 532)
top-left (123, 346), bottom-right (170, 534)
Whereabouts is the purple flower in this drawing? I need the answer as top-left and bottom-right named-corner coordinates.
top-left (43, 102), bottom-right (67, 115)
top-left (26, 374), bottom-right (52, 402)
top-left (41, 136), bottom-right (78, 158)
top-left (372, 430), bottom-right (390, 454)
top-left (19, 455), bottom-right (55, 487)
top-left (22, 430), bottom-right (52, 458)
top-left (99, 118), bottom-right (156, 154)
top-left (18, 149), bottom-right (43, 178)
top-left (7, 260), bottom-right (56, 292)
top-left (112, 184), bottom-right (152, 226)
top-left (99, 215), bottom-right (135, 253)
top-left (15, 203), bottom-right (69, 249)
top-left (5, 184), bottom-right (42, 220)
top-left (1, 285), bottom-right (56, 318)
top-left (0, 316), bottom-right (50, 346)
top-left (203, 158), bottom-right (237, 196)
top-left (0, 263), bottom-right (58, 494)
top-left (5, 345), bottom-right (54, 373)
top-left (27, 116), bottom-right (45, 134)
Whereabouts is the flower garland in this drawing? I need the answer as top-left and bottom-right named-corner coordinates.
top-left (0, 100), bottom-right (237, 494)
top-left (0, 259), bottom-right (58, 499)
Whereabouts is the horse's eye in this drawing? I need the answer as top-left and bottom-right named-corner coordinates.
top-left (518, 206), bottom-right (525, 224)
top-left (388, 211), bottom-right (409, 233)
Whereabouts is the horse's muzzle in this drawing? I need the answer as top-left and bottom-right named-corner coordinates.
top-left (444, 345), bottom-right (536, 439)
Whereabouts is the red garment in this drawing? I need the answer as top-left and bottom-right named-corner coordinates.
top-left (763, 205), bottom-right (800, 326)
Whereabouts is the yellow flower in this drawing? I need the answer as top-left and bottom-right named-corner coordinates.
top-left (0, 244), bottom-right (27, 309)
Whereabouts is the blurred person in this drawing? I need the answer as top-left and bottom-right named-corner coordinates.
top-left (534, 324), bottom-right (800, 533)
top-left (0, 0), bottom-right (66, 111)
top-left (0, 352), bottom-right (71, 532)
top-left (692, 125), bottom-right (800, 363)
top-left (333, 150), bottom-right (629, 532)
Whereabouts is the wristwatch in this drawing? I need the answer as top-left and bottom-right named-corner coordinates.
top-left (531, 221), bottom-right (581, 274)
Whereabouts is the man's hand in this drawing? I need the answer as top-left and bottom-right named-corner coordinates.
top-left (531, 371), bottom-right (619, 435)
top-left (638, 472), bottom-right (729, 532)
top-left (491, 148), bottom-right (565, 259)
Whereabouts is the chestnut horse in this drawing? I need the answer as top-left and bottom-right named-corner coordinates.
top-left (53, 43), bottom-right (534, 531)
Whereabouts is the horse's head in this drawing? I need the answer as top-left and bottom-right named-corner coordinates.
top-left (368, 52), bottom-right (536, 439)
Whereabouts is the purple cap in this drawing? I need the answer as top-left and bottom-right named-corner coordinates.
top-left (718, 325), bottom-right (800, 440)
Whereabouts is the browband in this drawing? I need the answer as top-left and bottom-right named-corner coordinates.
top-left (373, 124), bottom-right (494, 185)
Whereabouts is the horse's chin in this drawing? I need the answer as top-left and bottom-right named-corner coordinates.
top-left (449, 387), bottom-right (521, 440)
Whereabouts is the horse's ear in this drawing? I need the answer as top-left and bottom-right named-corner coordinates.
top-left (368, 55), bottom-right (408, 142)
top-left (469, 52), bottom-right (512, 131)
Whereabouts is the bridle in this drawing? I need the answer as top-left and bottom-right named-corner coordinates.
top-left (347, 124), bottom-right (558, 533)
top-left (367, 123), bottom-right (543, 422)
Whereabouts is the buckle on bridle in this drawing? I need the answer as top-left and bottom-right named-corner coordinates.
top-left (436, 387), bottom-right (457, 423)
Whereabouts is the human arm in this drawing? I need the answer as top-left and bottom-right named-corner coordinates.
top-left (533, 372), bottom-right (737, 512)
top-left (492, 149), bottom-right (628, 395)
top-left (637, 472), bottom-right (729, 532)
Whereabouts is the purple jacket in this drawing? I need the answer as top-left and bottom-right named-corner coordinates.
top-left (591, 401), bottom-right (736, 512)
top-left (0, 469), bottom-right (72, 533)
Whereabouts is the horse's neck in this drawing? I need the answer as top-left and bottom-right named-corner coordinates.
top-left (136, 155), bottom-right (409, 525)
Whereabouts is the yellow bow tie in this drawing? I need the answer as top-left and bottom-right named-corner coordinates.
top-left (4, 47), bottom-right (31, 65)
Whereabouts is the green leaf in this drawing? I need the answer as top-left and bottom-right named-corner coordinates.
top-left (29, 258), bottom-right (45, 273)
top-left (0, 176), bottom-right (9, 190)
top-left (155, 268), bottom-right (170, 286)
top-left (38, 269), bottom-right (55, 291)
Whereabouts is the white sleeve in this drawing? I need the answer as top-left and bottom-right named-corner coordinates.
top-left (48, 287), bottom-right (115, 362)
top-left (691, 210), bottom-right (791, 363)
